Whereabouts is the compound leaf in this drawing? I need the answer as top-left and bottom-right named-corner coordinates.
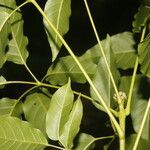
top-left (44, 0), bottom-right (71, 61)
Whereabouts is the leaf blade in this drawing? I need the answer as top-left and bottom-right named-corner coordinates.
top-left (60, 97), bottom-right (83, 148)
top-left (46, 80), bottom-right (74, 140)
top-left (0, 116), bottom-right (48, 150)
top-left (23, 92), bottom-right (51, 136)
top-left (46, 55), bottom-right (97, 85)
top-left (133, 5), bottom-right (150, 33)
top-left (0, 0), bottom-right (29, 65)
top-left (44, 0), bottom-right (71, 61)
top-left (138, 34), bottom-right (150, 78)
top-left (0, 11), bottom-right (10, 68)
top-left (75, 133), bottom-right (95, 150)
top-left (90, 36), bottom-right (120, 109)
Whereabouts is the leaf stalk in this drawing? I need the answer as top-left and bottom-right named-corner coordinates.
top-left (27, 0), bottom-right (123, 138)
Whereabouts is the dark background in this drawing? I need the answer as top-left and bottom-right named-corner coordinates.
top-left (1, 0), bottom-right (140, 97)
top-left (1, 0), bottom-right (141, 149)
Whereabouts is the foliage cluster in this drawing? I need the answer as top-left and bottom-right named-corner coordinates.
top-left (0, 0), bottom-right (150, 149)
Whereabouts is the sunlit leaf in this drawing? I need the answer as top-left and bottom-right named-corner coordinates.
top-left (119, 76), bottom-right (150, 140)
top-left (0, 116), bottom-right (48, 150)
top-left (0, 0), bottom-right (29, 65)
top-left (23, 92), bottom-right (51, 135)
top-left (110, 32), bottom-right (137, 69)
top-left (0, 11), bottom-right (10, 68)
top-left (133, 5), bottom-right (150, 32)
top-left (46, 80), bottom-right (74, 140)
top-left (126, 134), bottom-right (150, 150)
top-left (60, 97), bottom-right (83, 148)
top-left (138, 34), bottom-right (150, 78)
top-left (75, 133), bottom-right (95, 150)
top-left (44, 0), bottom-right (71, 61)
top-left (90, 36), bottom-right (120, 109)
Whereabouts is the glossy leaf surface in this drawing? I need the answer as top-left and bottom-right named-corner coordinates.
top-left (46, 80), bottom-right (74, 140)
top-left (44, 0), bottom-right (71, 61)
top-left (24, 92), bottom-right (51, 135)
top-left (60, 97), bottom-right (83, 148)
top-left (0, 116), bottom-right (48, 150)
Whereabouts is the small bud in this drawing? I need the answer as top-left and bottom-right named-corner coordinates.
top-left (113, 91), bottom-right (127, 102)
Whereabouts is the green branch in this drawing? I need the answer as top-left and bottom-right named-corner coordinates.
top-left (0, 80), bottom-right (118, 116)
top-left (126, 26), bottom-right (147, 115)
top-left (84, 135), bottom-right (115, 150)
top-left (83, 0), bottom-right (121, 105)
top-left (28, 0), bottom-right (123, 137)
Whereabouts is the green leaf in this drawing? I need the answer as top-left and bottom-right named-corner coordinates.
top-left (0, 116), bottom-right (48, 150)
top-left (0, 11), bottom-right (10, 68)
top-left (45, 55), bottom-right (97, 85)
top-left (138, 34), bottom-right (150, 78)
top-left (131, 99), bottom-right (150, 140)
top-left (44, 0), bottom-right (71, 61)
top-left (110, 32), bottom-right (137, 69)
top-left (11, 101), bottom-right (23, 118)
top-left (60, 97), bottom-right (83, 148)
top-left (46, 80), bottom-right (74, 140)
top-left (75, 133), bottom-right (95, 150)
top-left (0, 76), bottom-right (6, 89)
top-left (126, 134), bottom-right (150, 150)
top-left (90, 36), bottom-right (120, 109)
top-left (119, 76), bottom-right (150, 140)
top-left (133, 5), bottom-right (150, 32)
top-left (23, 92), bottom-right (51, 135)
top-left (0, 98), bottom-right (18, 116)
top-left (0, 0), bottom-right (29, 65)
